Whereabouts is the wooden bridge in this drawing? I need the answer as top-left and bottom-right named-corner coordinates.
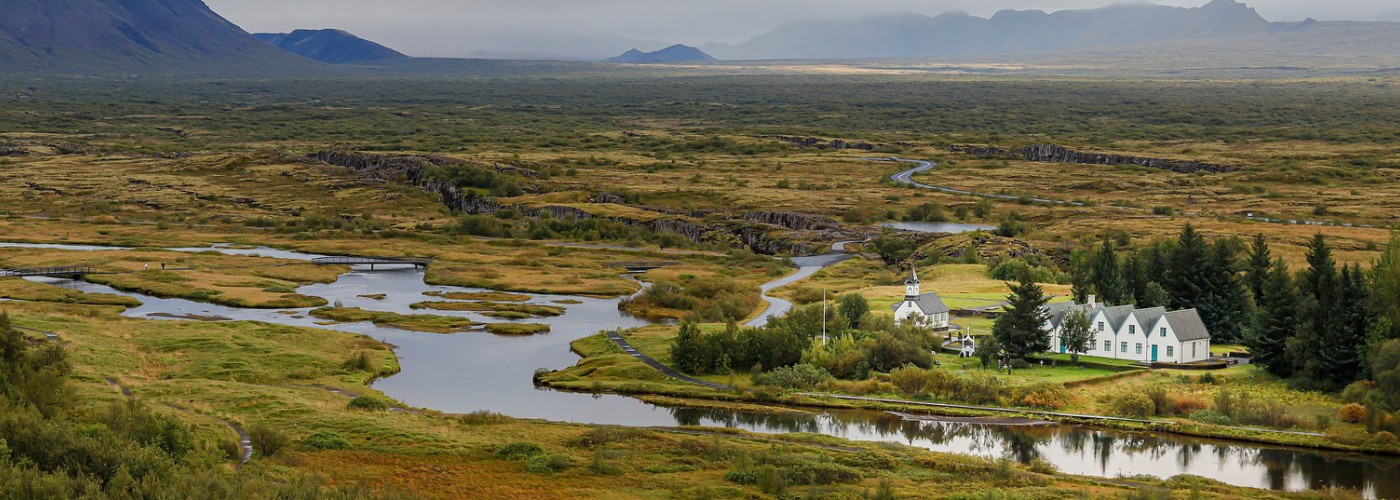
top-left (311, 256), bottom-right (433, 270)
top-left (604, 261), bottom-right (681, 273)
top-left (3, 266), bottom-right (96, 278)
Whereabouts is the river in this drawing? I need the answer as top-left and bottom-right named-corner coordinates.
top-left (3, 242), bottom-right (1396, 497)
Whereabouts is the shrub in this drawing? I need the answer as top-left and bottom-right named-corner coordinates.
top-left (346, 396), bottom-right (389, 411)
top-left (1188, 410), bottom-right (1233, 426)
top-left (1108, 392), bottom-right (1155, 418)
top-left (302, 431), bottom-right (351, 450)
top-left (524, 453), bottom-right (576, 474)
top-left (754, 364), bottom-right (832, 389)
top-left (1197, 373), bottom-right (1218, 385)
top-left (218, 439), bottom-right (243, 461)
top-left (1341, 381), bottom-right (1375, 404)
top-left (1167, 395), bottom-right (1210, 416)
top-left (494, 442), bottom-right (545, 461)
top-left (343, 351), bottom-right (374, 372)
top-left (569, 427), bottom-right (647, 448)
top-left (1011, 383), bottom-right (1068, 410)
top-left (1340, 403), bottom-right (1367, 424)
top-left (248, 422), bottom-right (289, 457)
top-left (1026, 458), bottom-right (1058, 474)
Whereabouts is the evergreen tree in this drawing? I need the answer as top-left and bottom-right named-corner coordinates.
top-left (1091, 239), bottom-right (1129, 304)
top-left (1124, 254), bottom-right (1150, 307)
top-left (1202, 240), bottom-right (1252, 344)
top-left (1068, 250), bottom-right (1093, 303)
top-left (1060, 309), bottom-right (1094, 365)
top-left (1295, 234), bottom-right (1339, 387)
top-left (1244, 233), bottom-right (1273, 304)
top-left (1325, 264), bottom-right (1373, 385)
top-left (1166, 224), bottom-right (1210, 312)
top-left (992, 276), bottom-right (1052, 361)
top-left (1249, 258), bottom-right (1297, 378)
top-left (1141, 282), bottom-right (1170, 308)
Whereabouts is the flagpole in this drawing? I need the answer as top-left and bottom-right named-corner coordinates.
top-left (821, 288), bottom-right (828, 345)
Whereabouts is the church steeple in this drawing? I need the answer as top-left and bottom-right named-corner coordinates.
top-left (905, 265), bottom-right (921, 299)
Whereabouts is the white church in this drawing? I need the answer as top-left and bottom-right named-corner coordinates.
top-left (891, 266), bottom-right (951, 330)
top-left (1042, 296), bottom-right (1212, 364)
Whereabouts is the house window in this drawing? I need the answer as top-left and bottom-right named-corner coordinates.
top-left (1120, 342), bottom-right (1127, 353)
top-left (1167, 346), bottom-right (1175, 357)
top-left (1129, 325), bottom-right (1136, 335)
top-left (1160, 328), bottom-right (1167, 337)
top-left (1192, 344), bottom-right (1197, 358)
top-left (1103, 340), bottom-right (1111, 351)
top-left (1098, 322), bottom-right (1104, 332)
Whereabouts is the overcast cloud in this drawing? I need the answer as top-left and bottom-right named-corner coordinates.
top-left (203, 0), bottom-right (1399, 59)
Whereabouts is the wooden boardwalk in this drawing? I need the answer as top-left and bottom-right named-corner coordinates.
top-left (603, 261), bottom-right (680, 273)
top-left (311, 256), bottom-right (432, 269)
top-left (3, 266), bottom-right (96, 278)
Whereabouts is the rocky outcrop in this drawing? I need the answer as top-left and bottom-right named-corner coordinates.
top-left (761, 135), bottom-right (889, 151)
top-left (949, 144), bottom-right (1238, 174)
top-left (0, 144), bottom-right (28, 156)
top-left (744, 211), bottom-right (839, 231)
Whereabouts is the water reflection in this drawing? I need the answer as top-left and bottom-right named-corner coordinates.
top-left (3, 242), bottom-right (1398, 497)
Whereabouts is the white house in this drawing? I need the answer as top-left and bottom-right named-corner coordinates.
top-left (892, 266), bottom-right (950, 330)
top-left (1042, 296), bottom-right (1211, 364)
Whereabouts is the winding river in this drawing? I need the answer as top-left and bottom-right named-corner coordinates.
top-left (4, 242), bottom-right (1398, 497)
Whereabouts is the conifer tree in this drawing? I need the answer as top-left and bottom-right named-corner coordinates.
top-left (1326, 264), bottom-right (1372, 385)
top-left (1091, 239), bottom-right (1129, 304)
top-left (1373, 229), bottom-right (1400, 340)
top-left (1203, 240), bottom-right (1252, 345)
top-left (1124, 254), bottom-right (1150, 307)
top-left (1295, 234), bottom-right (1339, 386)
top-left (1245, 233), bottom-right (1273, 303)
top-left (992, 276), bottom-right (1051, 361)
top-left (1249, 258), bottom-right (1297, 378)
top-left (1166, 224), bottom-right (1209, 312)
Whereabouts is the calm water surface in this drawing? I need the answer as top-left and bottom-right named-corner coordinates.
top-left (6, 242), bottom-right (1398, 497)
top-left (880, 222), bottom-right (996, 234)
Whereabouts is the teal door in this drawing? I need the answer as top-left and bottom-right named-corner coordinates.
top-left (1151, 345), bottom-right (1158, 362)
top-left (1060, 341), bottom-right (1066, 353)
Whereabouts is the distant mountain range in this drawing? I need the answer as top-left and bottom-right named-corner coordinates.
top-left (707, 0), bottom-right (1303, 60)
top-left (607, 45), bottom-right (715, 63)
top-left (255, 29), bottom-right (406, 64)
top-left (0, 0), bottom-right (306, 74)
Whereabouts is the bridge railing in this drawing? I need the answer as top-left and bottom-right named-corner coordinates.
top-left (310, 256), bottom-right (434, 266)
top-left (3, 266), bottom-right (96, 277)
top-left (603, 262), bottom-right (681, 269)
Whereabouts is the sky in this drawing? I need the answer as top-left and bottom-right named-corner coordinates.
top-left (203, 0), bottom-right (1400, 59)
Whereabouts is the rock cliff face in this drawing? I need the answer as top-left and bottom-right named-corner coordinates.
top-left (760, 135), bottom-right (893, 152)
top-left (949, 144), bottom-right (1238, 174)
top-left (308, 150), bottom-right (860, 256)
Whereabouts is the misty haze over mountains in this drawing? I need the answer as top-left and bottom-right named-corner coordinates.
top-left (1, 0), bottom-right (1398, 75)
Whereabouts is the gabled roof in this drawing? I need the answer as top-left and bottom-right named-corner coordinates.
top-left (1097, 305), bottom-right (1136, 332)
top-left (891, 293), bottom-right (949, 315)
top-left (1132, 307), bottom-right (1167, 331)
top-left (1165, 309), bottom-right (1211, 342)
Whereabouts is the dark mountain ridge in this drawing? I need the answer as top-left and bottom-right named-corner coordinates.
top-left (0, 0), bottom-right (310, 74)
top-left (607, 44), bottom-right (715, 63)
top-left (255, 29), bottom-right (406, 64)
top-left (708, 0), bottom-right (1285, 60)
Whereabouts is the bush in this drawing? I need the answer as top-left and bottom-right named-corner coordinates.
top-left (1167, 395), bottom-right (1210, 416)
top-left (1108, 392), bottom-right (1155, 418)
top-left (248, 422), bottom-right (289, 457)
top-left (524, 453), bottom-right (576, 474)
top-left (1188, 410), bottom-right (1234, 426)
top-left (302, 431), bottom-right (351, 450)
top-left (218, 439), bottom-right (243, 461)
top-left (1026, 458), bottom-right (1058, 474)
top-left (1011, 383), bottom-right (1068, 410)
top-left (494, 442), bottom-right (545, 461)
top-left (754, 364), bottom-right (832, 389)
top-left (346, 396), bottom-right (389, 411)
top-left (1340, 403), bottom-right (1367, 424)
top-left (343, 351), bottom-right (374, 372)
top-left (1341, 381), bottom-right (1375, 404)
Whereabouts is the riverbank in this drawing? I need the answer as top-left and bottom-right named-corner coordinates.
top-left (539, 328), bottom-right (1400, 459)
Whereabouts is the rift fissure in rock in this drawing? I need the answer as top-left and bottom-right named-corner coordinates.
top-left (950, 144), bottom-right (1239, 174)
top-left (307, 150), bottom-right (862, 255)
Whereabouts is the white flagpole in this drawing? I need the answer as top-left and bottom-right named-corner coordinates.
top-left (821, 288), bottom-right (828, 345)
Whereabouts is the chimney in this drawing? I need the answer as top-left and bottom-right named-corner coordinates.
top-left (1087, 295), bottom-right (1097, 309)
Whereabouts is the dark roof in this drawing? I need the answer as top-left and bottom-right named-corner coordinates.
top-left (1098, 305), bottom-right (1136, 332)
top-left (905, 266), bottom-right (920, 285)
top-left (1132, 307), bottom-right (1167, 331)
top-left (1043, 301), bottom-right (1099, 330)
top-left (1165, 309), bottom-right (1211, 342)
top-left (891, 293), bottom-right (949, 315)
